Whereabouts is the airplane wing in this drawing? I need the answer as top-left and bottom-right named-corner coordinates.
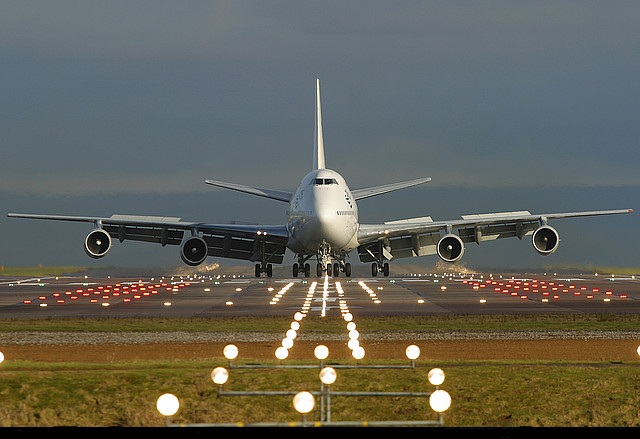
top-left (6, 213), bottom-right (289, 265)
top-left (205, 180), bottom-right (293, 202)
top-left (351, 177), bottom-right (431, 200)
top-left (356, 208), bottom-right (633, 263)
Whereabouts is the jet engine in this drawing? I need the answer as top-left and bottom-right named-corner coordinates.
top-left (436, 234), bottom-right (465, 263)
top-left (180, 236), bottom-right (208, 266)
top-left (532, 225), bottom-right (560, 255)
top-left (84, 229), bottom-right (112, 259)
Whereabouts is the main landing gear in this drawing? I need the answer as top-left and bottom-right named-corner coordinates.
top-left (371, 261), bottom-right (389, 277)
top-left (291, 258), bottom-right (352, 277)
top-left (292, 262), bottom-right (311, 277)
top-left (255, 263), bottom-right (273, 278)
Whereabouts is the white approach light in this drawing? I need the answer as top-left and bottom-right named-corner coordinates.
top-left (211, 367), bottom-right (229, 385)
top-left (223, 344), bottom-right (239, 360)
top-left (319, 367), bottom-right (337, 385)
top-left (405, 344), bottom-right (420, 360)
top-left (428, 368), bottom-right (445, 386)
top-left (352, 346), bottom-right (365, 360)
top-left (293, 391), bottom-right (315, 414)
top-left (156, 393), bottom-right (180, 417)
top-left (429, 389), bottom-right (452, 413)
top-left (314, 344), bottom-right (329, 360)
top-left (275, 346), bottom-right (289, 360)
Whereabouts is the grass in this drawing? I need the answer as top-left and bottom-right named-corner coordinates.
top-left (1, 315), bottom-right (640, 427)
top-left (2, 313), bottom-right (640, 332)
top-left (2, 265), bottom-right (640, 427)
top-left (1, 356), bottom-right (640, 427)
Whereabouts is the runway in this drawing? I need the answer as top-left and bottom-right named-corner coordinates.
top-left (1, 269), bottom-right (639, 319)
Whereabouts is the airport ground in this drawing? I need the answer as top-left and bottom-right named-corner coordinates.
top-left (2, 263), bottom-right (640, 429)
top-left (2, 262), bottom-right (640, 363)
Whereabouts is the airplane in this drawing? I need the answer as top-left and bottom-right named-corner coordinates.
top-left (7, 79), bottom-right (633, 278)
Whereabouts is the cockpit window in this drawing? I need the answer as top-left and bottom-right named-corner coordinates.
top-left (313, 178), bottom-right (338, 185)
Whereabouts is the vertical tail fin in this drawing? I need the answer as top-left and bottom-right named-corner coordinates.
top-left (313, 78), bottom-right (326, 170)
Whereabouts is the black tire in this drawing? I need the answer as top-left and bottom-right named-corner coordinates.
top-left (292, 263), bottom-right (299, 277)
top-left (371, 262), bottom-right (378, 277)
top-left (327, 263), bottom-right (332, 276)
top-left (317, 263), bottom-right (323, 277)
top-left (266, 264), bottom-right (273, 277)
top-left (383, 262), bottom-right (389, 277)
top-left (304, 263), bottom-right (310, 277)
top-left (333, 263), bottom-right (340, 277)
top-left (345, 263), bottom-right (352, 277)
top-left (255, 264), bottom-right (261, 278)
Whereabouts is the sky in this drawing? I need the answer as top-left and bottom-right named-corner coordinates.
top-left (1, 1), bottom-right (638, 272)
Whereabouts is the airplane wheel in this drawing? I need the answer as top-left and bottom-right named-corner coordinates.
top-left (383, 262), bottom-right (389, 277)
top-left (371, 263), bottom-right (378, 277)
top-left (327, 263), bottom-right (332, 276)
top-left (255, 264), bottom-right (261, 278)
top-left (292, 263), bottom-right (299, 277)
top-left (345, 263), bottom-right (352, 277)
top-left (267, 264), bottom-right (273, 277)
top-left (333, 263), bottom-right (340, 277)
top-left (317, 263), bottom-right (323, 277)
top-left (304, 263), bottom-right (310, 276)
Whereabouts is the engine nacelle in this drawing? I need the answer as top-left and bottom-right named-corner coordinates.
top-left (84, 229), bottom-right (112, 259)
top-left (532, 225), bottom-right (560, 255)
top-left (180, 236), bottom-right (208, 266)
top-left (436, 234), bottom-right (465, 263)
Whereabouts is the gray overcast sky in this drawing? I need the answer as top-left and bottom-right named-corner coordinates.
top-left (1, 1), bottom-right (638, 271)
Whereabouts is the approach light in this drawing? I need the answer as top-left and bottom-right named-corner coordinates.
top-left (211, 367), bottom-right (229, 385)
top-left (352, 346), bottom-right (365, 360)
top-left (223, 344), bottom-right (239, 360)
top-left (429, 389), bottom-right (451, 413)
top-left (314, 345), bottom-right (329, 360)
top-left (319, 367), bottom-right (337, 385)
top-left (293, 391), bottom-right (315, 414)
top-left (275, 346), bottom-right (289, 360)
top-left (428, 368), bottom-right (445, 386)
top-left (405, 344), bottom-right (420, 360)
top-left (156, 393), bottom-right (180, 417)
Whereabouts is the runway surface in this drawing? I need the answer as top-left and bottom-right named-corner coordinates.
top-left (1, 269), bottom-right (639, 319)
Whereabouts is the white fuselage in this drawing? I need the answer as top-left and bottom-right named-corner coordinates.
top-left (286, 168), bottom-right (359, 256)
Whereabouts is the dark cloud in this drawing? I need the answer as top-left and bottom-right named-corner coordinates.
top-left (1, 2), bottom-right (637, 268)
